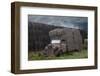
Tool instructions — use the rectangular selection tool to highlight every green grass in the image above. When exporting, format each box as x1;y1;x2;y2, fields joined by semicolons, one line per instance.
28;49;88;60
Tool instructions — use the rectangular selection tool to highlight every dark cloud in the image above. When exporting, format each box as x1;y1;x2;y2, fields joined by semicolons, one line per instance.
28;15;88;31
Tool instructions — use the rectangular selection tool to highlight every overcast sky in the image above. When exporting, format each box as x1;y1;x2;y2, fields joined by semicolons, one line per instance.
28;15;88;31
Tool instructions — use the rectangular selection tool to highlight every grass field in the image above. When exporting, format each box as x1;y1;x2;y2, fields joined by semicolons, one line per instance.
28;49;88;60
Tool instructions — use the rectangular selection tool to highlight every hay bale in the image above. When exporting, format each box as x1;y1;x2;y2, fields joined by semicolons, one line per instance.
62;28;75;51
72;29;82;51
49;28;65;40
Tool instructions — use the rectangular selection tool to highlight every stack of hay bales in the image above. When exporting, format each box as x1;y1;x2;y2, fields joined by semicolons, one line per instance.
43;27;83;57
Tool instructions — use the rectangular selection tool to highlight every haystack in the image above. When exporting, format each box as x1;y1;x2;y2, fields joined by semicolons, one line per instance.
49;28;82;52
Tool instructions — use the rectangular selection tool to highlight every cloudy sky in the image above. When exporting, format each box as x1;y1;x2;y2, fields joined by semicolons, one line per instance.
28;15;88;31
